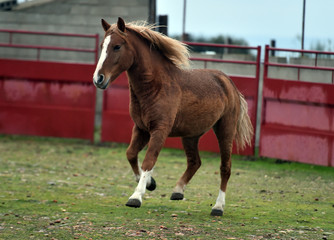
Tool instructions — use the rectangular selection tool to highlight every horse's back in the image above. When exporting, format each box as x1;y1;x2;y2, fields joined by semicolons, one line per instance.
179;69;239;107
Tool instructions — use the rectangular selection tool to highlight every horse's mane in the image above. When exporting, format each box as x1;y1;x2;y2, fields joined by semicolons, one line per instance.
117;21;190;69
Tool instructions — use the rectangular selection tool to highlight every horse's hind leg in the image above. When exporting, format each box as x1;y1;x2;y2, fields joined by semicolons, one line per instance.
171;136;201;200
211;116;236;216
126;126;156;191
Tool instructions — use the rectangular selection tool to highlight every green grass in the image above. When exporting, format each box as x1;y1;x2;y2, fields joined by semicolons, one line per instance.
0;134;333;239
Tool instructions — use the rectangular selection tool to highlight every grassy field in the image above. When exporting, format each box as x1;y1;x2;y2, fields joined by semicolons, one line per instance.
0;134;333;240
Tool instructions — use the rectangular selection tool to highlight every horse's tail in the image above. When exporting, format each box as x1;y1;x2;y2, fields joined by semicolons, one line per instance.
235;92;254;151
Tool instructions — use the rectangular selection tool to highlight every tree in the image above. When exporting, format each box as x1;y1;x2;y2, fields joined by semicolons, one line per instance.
172;34;250;55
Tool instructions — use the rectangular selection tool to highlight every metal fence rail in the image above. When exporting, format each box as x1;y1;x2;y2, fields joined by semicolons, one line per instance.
0;29;99;63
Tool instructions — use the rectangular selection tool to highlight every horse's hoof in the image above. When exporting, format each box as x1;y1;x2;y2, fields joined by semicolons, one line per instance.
210;209;223;216
125;199;141;208
146;177;156;191
170;192;184;200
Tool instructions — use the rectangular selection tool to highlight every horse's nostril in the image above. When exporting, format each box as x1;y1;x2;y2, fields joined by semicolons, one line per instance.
97;74;104;84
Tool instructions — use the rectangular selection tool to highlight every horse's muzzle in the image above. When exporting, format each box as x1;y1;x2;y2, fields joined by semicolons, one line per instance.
97;74;104;84
94;74;110;90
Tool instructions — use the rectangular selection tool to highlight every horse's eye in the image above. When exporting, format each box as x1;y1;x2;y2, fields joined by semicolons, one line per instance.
113;45;121;51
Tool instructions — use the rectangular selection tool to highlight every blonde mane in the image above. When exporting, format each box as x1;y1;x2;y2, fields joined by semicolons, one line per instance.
114;21;190;69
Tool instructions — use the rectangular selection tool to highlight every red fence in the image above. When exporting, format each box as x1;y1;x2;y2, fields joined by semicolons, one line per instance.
2;29;334;167
260;45;334;166
101;43;261;156
0;30;99;141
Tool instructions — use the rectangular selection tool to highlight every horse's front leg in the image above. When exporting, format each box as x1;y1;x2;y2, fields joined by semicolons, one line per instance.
126;126;150;179
126;126;156;189
126;129;168;208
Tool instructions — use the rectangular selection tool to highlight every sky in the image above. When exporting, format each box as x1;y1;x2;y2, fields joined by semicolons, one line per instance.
157;0;334;51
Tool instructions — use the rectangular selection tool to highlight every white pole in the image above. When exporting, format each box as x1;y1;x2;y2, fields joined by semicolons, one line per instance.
182;0;187;41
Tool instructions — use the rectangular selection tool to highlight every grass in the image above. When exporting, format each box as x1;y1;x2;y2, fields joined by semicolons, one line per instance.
0;134;333;239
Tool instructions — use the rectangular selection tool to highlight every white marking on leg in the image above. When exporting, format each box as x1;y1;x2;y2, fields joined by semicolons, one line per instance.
93;35;111;83
173;183;185;194
212;190;226;211
134;164;152;186
128;170;153;203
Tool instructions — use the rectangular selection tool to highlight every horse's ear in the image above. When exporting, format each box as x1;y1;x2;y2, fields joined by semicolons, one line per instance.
101;19;111;32
117;17;126;32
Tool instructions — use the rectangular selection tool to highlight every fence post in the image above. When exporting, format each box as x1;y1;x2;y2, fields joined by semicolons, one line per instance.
263;45;269;82
94;34;99;64
261;45;270;127
256;46;261;81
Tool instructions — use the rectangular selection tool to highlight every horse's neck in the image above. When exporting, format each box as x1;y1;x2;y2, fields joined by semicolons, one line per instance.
127;36;171;98
127;57;158;94
127;64;161;102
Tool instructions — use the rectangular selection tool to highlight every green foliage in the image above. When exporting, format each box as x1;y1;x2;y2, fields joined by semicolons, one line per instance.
310;39;333;52
0;135;333;239
173;34;250;55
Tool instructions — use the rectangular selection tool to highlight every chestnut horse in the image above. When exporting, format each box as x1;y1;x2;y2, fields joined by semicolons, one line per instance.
93;17;253;216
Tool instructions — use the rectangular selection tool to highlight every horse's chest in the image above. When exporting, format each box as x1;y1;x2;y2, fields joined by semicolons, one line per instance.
129;101;149;131
129;86;181;133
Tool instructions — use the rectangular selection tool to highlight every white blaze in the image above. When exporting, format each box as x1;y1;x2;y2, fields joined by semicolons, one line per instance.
93;35;111;83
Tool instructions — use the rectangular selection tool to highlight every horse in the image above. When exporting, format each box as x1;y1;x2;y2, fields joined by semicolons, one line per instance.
93;17;253;216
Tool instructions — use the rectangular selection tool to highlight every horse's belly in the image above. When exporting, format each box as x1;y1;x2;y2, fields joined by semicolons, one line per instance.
169;110;222;137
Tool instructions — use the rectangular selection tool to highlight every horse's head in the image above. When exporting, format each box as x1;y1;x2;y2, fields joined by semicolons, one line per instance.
93;17;134;90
